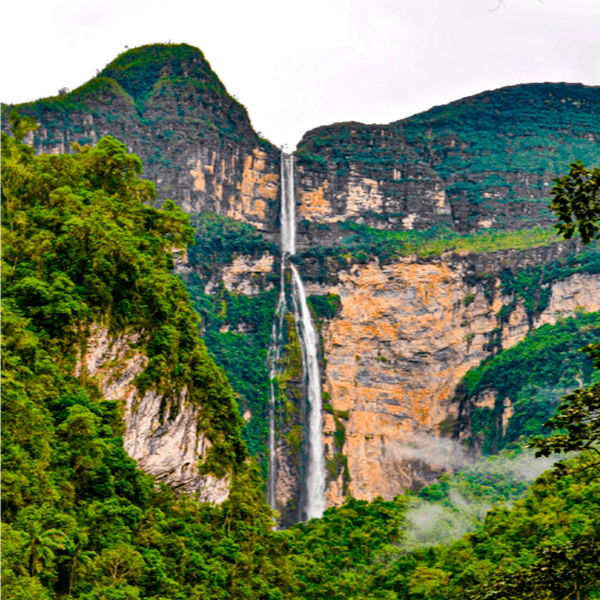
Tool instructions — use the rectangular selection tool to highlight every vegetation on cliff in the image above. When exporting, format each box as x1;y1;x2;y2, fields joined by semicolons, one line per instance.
1;44;257;145
1;117;292;599
294;223;559;276
181;212;280;467
462;311;600;454
296;83;600;234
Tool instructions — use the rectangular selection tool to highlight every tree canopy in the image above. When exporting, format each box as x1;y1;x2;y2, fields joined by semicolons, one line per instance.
1;113;291;599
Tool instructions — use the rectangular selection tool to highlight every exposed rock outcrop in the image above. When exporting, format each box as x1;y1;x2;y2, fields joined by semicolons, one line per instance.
204;252;276;296
1;44;281;237
76;325;229;503
294;83;600;248
300;242;600;503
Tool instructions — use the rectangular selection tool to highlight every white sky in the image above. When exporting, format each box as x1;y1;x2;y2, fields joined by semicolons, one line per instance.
1;0;599;148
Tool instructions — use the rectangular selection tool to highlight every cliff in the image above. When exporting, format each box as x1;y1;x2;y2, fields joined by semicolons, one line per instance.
294;83;600;249
298;242;600;502
1;44;281;235
76;325;230;502
5;43;599;517
4;47;599;250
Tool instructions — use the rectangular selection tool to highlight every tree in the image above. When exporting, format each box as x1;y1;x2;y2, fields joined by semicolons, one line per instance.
529;162;600;475
472;540;600;600
550;160;600;245
22;522;66;577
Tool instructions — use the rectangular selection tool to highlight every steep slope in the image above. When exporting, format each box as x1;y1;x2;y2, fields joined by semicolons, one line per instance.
455;311;600;455
298;240;600;502
295;83;600;248
4;43;599;514
1;44;280;235
1;124;292;598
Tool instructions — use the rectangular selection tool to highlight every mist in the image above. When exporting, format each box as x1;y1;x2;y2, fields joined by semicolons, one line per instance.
399;448;563;550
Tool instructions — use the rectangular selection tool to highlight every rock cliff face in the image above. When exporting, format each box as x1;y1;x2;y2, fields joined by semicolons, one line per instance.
7;43;599;516
294;83;600;249
1;44;281;236
76;325;229;503
299;242;600;503
5;50;599;249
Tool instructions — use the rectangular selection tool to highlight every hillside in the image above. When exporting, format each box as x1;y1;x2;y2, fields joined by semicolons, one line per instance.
294;83;600;247
0;44;281;236
2;41;600;599
1;117;294;598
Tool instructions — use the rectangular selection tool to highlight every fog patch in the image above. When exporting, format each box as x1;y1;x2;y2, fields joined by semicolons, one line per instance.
400;449;563;550
384;433;473;472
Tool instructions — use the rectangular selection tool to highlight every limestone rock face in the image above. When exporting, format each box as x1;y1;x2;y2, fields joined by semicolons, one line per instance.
76;326;229;503
204;253;276;296
294;83;600;248
300;243;600;503
2;44;281;237
534;272;600;327
185;147;279;233
295;146;450;251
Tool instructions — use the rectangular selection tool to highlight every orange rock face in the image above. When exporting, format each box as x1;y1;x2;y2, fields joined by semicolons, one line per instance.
304;256;600;504
228;149;278;226
185;147;279;232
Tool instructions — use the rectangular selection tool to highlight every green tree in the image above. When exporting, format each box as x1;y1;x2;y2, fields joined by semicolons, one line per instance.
2;112;294;600
530;162;600;475
22;521;66;576
472;540;600;600
550;160;600;245
65;531;96;595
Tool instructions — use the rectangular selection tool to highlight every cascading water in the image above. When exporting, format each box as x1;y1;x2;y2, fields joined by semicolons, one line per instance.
290;264;326;519
266;292;285;510
266;152;326;520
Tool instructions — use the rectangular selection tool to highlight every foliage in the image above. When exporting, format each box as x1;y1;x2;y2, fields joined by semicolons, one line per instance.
306;293;342;324
184;273;279;466
461;312;600;453
98;44;230;108
531;342;600;477
472;539;600;599
2;121;292;599
294;223;560;276
284;496;408;600
180;211;280;469
418;446;545;508
186;211;279;282
274;449;600;600
280;453;600;599
551;160;600;245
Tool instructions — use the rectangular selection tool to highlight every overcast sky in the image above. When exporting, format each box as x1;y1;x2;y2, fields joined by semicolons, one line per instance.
1;0;599;148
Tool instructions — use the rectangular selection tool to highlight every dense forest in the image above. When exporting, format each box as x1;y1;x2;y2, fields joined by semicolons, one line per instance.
3;108;600;600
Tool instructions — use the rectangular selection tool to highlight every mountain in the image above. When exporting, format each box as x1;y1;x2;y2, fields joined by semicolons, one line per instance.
3;43;600;521
294;82;600;248
3;42;600;599
1;44;281;235
1;127;290;598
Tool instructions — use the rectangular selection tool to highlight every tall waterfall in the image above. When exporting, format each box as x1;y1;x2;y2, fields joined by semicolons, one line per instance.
290;264;327;519
267;152;326;521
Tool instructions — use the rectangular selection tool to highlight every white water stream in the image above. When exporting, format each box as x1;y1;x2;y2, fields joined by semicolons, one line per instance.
267;152;326;520
290;264;327;519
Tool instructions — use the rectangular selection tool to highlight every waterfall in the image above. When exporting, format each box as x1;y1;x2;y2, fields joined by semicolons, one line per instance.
267;289;285;510
290;265;327;520
267;152;326;521
266;152;295;511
